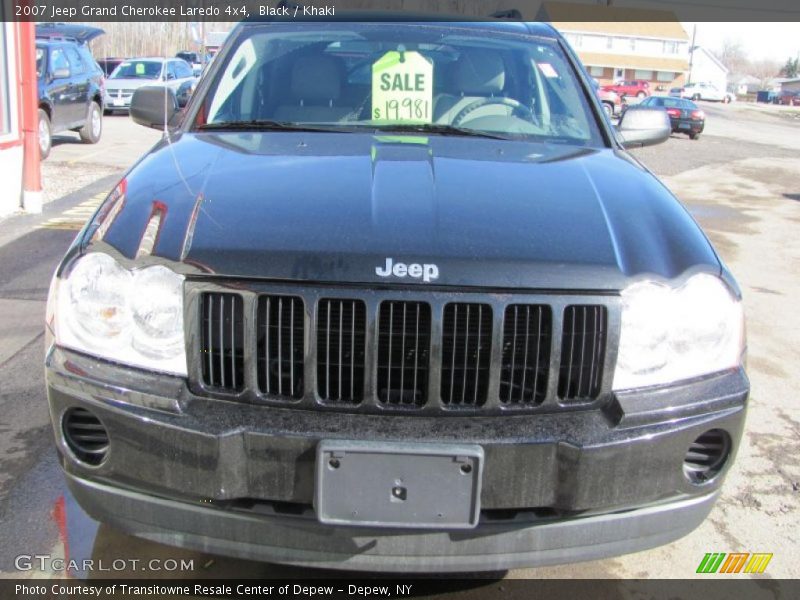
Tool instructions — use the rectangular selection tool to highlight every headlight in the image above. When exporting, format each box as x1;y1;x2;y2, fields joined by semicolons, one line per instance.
613;273;744;390
54;253;187;375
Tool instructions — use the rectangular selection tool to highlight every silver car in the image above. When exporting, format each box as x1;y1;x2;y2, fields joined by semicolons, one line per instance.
104;58;196;113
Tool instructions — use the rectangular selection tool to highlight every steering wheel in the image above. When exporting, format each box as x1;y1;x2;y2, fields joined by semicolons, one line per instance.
452;97;535;127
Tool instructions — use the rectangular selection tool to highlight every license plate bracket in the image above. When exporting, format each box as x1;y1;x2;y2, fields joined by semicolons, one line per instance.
315;440;483;529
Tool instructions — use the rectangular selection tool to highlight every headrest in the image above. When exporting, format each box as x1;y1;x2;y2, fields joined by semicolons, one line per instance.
290;56;341;102
453;51;506;95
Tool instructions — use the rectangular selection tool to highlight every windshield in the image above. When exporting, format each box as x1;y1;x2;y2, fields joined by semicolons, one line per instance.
196;23;603;145
110;60;163;80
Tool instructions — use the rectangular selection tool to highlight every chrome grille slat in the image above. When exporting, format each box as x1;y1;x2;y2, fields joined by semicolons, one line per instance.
200;292;244;391
218;295;225;388
377;301;430;406
558;305;607;402
500;304;551;405
441;302;492;407
278;297;283;396
317;299;366;403
256;295;304;399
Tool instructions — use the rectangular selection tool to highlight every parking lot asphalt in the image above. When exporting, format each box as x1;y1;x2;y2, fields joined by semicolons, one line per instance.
0;103;797;583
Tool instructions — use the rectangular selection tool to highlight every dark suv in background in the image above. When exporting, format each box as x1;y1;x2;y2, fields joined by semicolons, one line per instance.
36;24;105;159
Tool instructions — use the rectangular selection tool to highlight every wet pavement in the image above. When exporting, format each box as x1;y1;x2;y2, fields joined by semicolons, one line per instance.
1;103;798;582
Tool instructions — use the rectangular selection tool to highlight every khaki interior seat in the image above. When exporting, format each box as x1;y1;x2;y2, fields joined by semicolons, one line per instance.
274;56;354;123
433;51;510;124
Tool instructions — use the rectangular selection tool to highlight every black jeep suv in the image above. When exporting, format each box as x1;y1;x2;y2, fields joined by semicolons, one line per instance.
36;24;105;159
45;20;748;572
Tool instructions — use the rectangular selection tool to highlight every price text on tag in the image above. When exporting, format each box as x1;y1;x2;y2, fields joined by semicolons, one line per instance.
372;51;434;123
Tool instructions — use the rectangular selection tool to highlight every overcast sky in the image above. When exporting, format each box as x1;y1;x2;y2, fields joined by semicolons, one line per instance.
682;22;800;63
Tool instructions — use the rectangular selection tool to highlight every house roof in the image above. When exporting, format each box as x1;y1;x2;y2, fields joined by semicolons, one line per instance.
540;2;689;41
575;51;688;73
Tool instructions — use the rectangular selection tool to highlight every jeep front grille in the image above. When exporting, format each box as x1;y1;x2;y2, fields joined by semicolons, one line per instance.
192;285;615;414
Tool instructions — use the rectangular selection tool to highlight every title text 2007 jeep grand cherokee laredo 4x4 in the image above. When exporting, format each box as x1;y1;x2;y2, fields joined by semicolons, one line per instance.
45;20;748;572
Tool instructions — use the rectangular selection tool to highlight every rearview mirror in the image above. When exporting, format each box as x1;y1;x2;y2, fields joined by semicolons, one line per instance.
616;107;670;149
130;86;177;130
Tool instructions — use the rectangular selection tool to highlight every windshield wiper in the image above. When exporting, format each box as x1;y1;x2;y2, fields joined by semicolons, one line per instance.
364;123;512;140
197;120;512;140
197;120;354;133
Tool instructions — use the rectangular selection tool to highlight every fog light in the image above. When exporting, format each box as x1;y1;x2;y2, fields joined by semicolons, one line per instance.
62;407;109;466
684;429;730;484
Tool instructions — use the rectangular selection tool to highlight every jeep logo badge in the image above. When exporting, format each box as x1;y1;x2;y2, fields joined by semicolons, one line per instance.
375;258;439;283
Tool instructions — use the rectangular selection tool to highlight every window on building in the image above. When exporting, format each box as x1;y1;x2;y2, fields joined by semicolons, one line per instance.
567;33;583;48
656;71;675;82
634;70;653;80
589;66;605;77
663;41;679;54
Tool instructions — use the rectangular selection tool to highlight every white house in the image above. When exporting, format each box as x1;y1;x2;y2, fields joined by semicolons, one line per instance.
688;46;729;91
538;2;690;89
730;75;760;95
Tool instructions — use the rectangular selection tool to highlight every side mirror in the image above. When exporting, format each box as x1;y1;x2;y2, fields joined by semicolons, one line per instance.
130;86;177;130
616;107;670;149
52;67;70;80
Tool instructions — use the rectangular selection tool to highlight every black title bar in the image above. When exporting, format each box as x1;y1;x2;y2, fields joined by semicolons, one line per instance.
3;0;800;22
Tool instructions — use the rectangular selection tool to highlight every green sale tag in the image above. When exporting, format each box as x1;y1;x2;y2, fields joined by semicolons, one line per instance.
372;50;433;123
135;63;145;75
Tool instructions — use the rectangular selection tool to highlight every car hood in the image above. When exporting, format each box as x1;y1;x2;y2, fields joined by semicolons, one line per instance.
90;132;720;290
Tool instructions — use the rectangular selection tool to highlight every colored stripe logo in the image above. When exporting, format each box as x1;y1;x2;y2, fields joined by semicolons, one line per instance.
697;553;773;574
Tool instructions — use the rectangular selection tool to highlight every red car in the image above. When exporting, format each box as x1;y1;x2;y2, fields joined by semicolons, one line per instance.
597;88;622;117
601;79;650;99
775;90;800;106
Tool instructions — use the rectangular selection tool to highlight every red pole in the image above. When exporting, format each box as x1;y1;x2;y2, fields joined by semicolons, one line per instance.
19;21;42;213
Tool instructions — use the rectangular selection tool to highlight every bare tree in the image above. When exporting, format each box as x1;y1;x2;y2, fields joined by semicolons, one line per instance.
749;58;782;87
88;22;233;59
713;37;748;78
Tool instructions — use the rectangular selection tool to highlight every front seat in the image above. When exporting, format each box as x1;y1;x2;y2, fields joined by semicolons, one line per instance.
274;56;353;123
434;51;508;124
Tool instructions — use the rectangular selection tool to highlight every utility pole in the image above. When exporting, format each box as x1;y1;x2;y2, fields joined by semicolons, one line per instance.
687;24;697;85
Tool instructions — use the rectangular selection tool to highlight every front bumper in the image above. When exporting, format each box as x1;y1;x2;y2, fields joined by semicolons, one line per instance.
103;93;132;110
46;347;748;572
